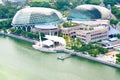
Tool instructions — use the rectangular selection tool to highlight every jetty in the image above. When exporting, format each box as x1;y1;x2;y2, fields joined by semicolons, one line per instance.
57;54;71;60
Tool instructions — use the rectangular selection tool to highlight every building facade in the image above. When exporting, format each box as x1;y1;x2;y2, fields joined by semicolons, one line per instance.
76;27;108;42
61;20;109;42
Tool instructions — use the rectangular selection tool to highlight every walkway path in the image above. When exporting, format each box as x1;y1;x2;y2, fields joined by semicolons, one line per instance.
64;49;120;69
1;31;120;69
0;31;37;43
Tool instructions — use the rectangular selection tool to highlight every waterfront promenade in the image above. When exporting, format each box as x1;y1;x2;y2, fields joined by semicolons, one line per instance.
1;31;120;69
0;31;37;43
64;49;120;68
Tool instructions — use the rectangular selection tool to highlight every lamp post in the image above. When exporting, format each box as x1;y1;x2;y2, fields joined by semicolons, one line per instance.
39;30;42;47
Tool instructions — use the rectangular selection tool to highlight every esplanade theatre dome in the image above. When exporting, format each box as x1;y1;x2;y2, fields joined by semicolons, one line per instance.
12;7;63;30
68;4;112;21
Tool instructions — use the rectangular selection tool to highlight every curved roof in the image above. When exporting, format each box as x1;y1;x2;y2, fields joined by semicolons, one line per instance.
45;35;66;46
12;7;63;26
42;40;54;46
68;4;111;21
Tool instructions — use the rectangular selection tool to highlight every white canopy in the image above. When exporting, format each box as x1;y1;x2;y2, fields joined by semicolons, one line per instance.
42;40;54;46
35;24;57;29
45;35;66;46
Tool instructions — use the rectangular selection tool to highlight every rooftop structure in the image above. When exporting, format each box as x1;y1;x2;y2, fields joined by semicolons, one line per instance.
101;38;120;49
68;4;112;21
12;7;63;34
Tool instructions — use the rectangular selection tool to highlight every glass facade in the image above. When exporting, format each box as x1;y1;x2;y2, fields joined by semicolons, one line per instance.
68;5;111;21
12;7;63;25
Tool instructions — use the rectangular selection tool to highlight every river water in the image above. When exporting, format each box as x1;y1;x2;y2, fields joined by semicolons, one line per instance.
0;36;120;80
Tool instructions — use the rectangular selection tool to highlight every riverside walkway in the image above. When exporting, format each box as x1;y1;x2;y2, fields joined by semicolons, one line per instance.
0;31;37;43
1;31;120;69
64;49;120;69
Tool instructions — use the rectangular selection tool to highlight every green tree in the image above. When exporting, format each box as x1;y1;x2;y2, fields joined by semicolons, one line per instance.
55;0;70;11
116;54;120;63
88;49;99;57
85;0;101;5
27;32;34;39
110;18;119;25
112;6;120;19
2;27;7;33
116;54;120;58
116;34;120;39
29;2;51;8
0;19;12;29
76;38;81;46
10;28;16;34
98;47;108;54
104;0;115;6
0;4;17;19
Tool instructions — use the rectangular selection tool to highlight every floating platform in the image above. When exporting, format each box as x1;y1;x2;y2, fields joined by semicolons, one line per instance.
57;54;71;60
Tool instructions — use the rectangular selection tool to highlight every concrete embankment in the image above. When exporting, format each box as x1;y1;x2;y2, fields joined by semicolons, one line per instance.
0;32;37;43
1;32;120;69
64;49;120;69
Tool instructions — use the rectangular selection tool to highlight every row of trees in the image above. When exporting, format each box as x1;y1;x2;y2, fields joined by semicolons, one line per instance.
10;28;45;40
28;0;80;11
61;34;108;57
0;19;12;29
29;0;107;11
0;4;18;19
71;42;108;57
85;0;101;5
28;2;51;8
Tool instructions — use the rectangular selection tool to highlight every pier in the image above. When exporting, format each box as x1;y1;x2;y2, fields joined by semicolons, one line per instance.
57;54;71;60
